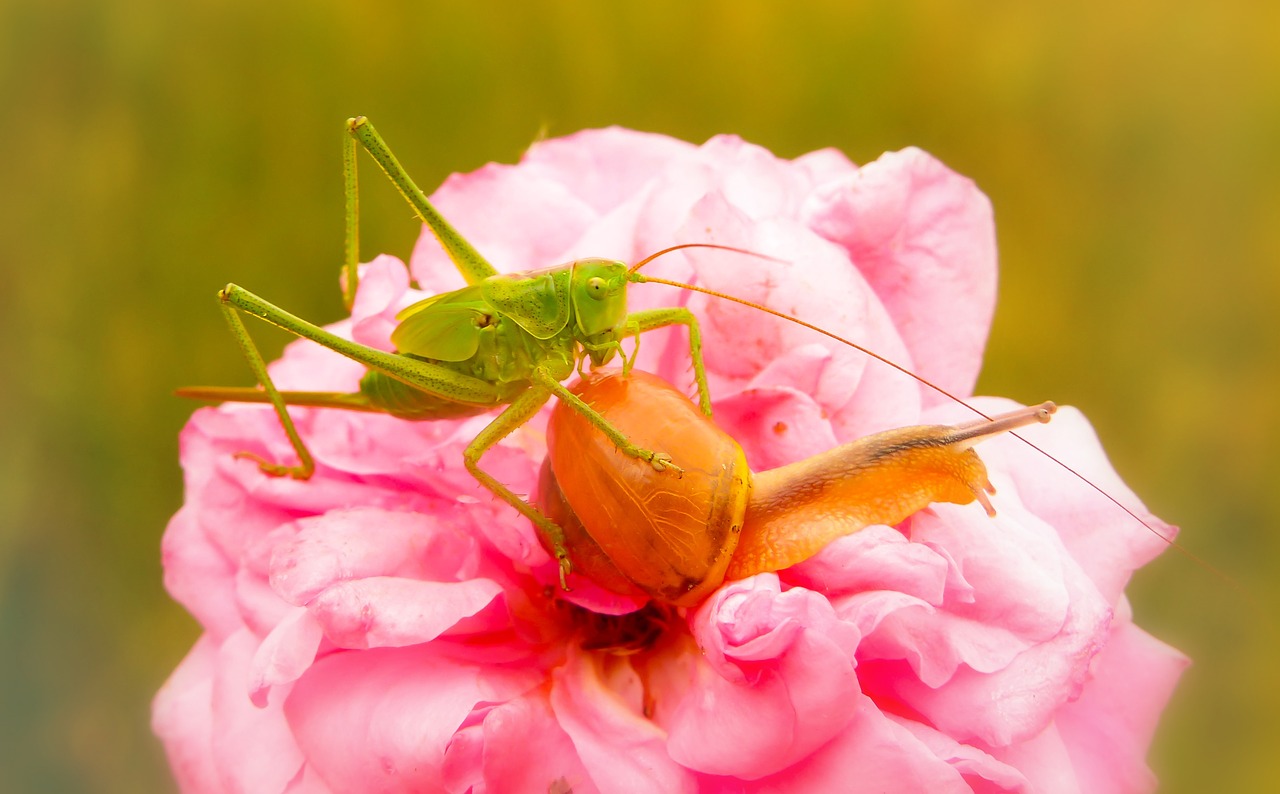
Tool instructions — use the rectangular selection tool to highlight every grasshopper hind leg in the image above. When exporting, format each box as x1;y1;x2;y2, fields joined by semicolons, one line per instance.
218;295;316;479
204;282;504;479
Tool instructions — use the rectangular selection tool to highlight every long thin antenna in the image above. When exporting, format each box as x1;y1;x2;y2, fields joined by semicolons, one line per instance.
627;243;784;275
632;271;1231;576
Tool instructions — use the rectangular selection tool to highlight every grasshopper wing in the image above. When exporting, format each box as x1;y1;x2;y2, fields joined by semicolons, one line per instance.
392;285;489;362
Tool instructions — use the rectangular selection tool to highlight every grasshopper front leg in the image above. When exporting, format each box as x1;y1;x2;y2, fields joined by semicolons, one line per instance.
534;369;684;476
626;307;712;416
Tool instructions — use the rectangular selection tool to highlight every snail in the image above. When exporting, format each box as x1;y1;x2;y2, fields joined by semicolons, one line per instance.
535;369;1055;607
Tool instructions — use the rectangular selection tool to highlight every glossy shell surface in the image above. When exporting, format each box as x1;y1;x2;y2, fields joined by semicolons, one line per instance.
539;370;749;606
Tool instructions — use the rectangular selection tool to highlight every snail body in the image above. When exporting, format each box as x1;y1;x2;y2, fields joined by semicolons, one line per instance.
537;370;1054;607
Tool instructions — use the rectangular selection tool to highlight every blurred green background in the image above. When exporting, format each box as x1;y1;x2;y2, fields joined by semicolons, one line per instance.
2;1;1277;791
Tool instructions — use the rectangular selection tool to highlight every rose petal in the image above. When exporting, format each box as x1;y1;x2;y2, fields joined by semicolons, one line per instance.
286;645;540;791
478;691;595;794
210;630;307;792
665;578;860;778
349;254;418;351
310;577;506;649
551;646;698;793
523;126;698;215
411;162;598;281
712;384;839;471
970;402;1179;606
889;715;1032;792
248;607;325;707
744;693;974;793
269;508;480;605
1051;610;1189;794
786;524;950;602
805;147;998;403
152;635;221;793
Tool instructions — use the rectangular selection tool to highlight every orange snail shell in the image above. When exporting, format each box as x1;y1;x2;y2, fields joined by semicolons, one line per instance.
537;370;750;607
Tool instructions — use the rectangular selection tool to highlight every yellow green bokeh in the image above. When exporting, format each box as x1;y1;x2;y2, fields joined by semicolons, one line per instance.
2;2;1277;791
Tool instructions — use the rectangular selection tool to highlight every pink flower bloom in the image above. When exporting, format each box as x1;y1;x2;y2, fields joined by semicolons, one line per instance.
155;129;1186;793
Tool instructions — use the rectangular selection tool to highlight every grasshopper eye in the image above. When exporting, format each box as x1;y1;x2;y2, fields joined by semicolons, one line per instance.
586;277;608;299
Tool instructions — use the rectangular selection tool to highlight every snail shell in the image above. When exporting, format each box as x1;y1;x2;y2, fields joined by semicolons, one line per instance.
538;369;749;607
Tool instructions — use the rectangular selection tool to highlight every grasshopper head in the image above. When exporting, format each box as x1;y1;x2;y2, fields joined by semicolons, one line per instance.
572;260;630;355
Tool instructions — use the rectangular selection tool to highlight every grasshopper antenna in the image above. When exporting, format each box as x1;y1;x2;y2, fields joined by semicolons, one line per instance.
632;265;1259;604
627;243;785;275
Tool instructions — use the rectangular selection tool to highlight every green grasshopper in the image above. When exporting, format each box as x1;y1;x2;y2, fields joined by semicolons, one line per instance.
179;117;750;584
182;117;1194;596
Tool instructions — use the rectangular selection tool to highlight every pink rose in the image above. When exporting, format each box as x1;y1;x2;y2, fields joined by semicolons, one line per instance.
155;128;1186;792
